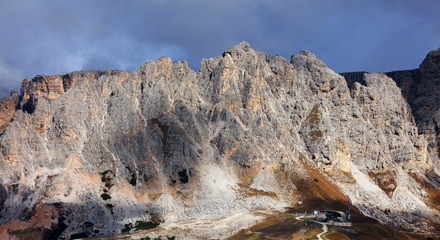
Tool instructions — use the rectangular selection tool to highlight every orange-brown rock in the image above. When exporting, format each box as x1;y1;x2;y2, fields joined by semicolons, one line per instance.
0;42;438;239
18;70;127;115
0;91;19;133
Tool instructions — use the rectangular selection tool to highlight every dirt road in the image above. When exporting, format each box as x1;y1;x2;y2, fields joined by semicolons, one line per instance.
295;215;328;240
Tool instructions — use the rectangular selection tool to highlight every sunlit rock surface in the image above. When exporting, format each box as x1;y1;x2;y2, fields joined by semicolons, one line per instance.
0;42;439;239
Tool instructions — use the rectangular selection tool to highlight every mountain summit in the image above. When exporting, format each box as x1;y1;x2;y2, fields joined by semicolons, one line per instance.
0;42;439;239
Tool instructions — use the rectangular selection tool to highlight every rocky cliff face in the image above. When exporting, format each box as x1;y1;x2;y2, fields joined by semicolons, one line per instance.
0;42;439;239
391;49;440;175
343;48;440;175
0;91;20;133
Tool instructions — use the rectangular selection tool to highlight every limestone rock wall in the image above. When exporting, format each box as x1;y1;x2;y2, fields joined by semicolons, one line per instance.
344;48;440;173
407;49;440;173
0;91;19;133
0;42;438;238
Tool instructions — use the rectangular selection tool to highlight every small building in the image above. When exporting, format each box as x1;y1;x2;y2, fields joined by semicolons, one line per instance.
314;210;347;222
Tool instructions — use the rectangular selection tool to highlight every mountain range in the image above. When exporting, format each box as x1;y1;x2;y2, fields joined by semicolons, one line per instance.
0;42;439;239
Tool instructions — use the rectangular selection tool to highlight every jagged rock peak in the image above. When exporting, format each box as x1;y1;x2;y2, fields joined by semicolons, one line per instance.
420;47;440;74
220;41;262;65
223;41;252;55
290;49;327;69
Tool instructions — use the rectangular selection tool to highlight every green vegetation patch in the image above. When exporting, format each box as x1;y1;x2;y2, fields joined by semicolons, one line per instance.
241;233;260;240
122;223;133;233
140;237;175;240
70;232;89;239
135;220;160;231
101;170;114;182
122;221;160;234
101;193;111;201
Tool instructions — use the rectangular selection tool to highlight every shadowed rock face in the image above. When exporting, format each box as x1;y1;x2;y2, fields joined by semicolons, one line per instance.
343;48;440;173
0;42;439;239
0;91;20;133
408;49;440;170
0;183;6;213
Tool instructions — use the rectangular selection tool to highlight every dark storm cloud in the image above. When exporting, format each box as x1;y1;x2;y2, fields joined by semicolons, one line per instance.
0;0;439;98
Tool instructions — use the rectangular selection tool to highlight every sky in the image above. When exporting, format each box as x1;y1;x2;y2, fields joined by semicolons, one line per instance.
0;0;439;98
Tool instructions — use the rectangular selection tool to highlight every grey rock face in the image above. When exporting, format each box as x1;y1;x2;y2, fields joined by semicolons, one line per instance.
349;73;422;168
0;42;438;238
0;91;20;133
344;49;440;173
410;49;440;171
